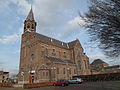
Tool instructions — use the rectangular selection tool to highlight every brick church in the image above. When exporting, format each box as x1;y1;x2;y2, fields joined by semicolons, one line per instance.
18;7;91;84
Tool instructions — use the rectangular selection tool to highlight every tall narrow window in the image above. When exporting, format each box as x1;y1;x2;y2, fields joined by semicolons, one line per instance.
63;52;66;58
27;24;30;28
53;49;55;52
84;60;88;69
69;68;71;74
78;61;81;69
41;46;45;57
74;68;77;74
57;68;59;74
31;54;35;60
63;68;66;74
52;49;56;56
46;72;48;77
43;72;45;77
32;24;34;29
24;25;26;29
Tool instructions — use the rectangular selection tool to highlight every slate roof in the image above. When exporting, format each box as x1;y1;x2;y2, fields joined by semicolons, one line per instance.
46;56;64;63
91;59;108;65
26;7;34;21
46;56;76;65
103;65;120;70
35;33;78;49
64;60;76;64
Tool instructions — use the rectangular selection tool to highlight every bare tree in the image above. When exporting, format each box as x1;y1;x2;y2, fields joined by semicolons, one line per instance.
81;0;120;58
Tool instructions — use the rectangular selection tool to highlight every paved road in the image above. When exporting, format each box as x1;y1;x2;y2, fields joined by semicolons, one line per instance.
1;81;120;90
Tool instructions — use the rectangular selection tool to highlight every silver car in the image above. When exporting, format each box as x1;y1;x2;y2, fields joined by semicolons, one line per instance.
68;78;83;84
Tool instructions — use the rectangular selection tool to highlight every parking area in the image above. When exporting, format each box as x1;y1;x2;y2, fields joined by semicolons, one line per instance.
0;81;120;90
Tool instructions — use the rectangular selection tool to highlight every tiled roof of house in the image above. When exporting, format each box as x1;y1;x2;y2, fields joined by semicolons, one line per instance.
103;65;120;70
91;59;108;65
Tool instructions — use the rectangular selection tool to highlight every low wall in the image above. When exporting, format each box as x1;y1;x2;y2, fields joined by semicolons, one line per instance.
12;84;23;88
0;83;13;87
24;82;53;89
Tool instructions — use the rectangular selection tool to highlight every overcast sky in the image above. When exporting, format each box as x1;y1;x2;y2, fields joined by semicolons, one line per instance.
0;0;119;75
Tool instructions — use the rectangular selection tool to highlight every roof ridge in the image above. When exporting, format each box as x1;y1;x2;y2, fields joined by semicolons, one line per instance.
68;39;78;44
35;33;80;49
36;33;66;43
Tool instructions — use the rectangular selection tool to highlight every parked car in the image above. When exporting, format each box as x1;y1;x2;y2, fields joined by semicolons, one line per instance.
68;78;83;84
53;80;69;86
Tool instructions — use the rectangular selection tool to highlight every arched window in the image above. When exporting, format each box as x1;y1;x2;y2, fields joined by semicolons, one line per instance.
78;61;81;69
53;49;55;52
52;49;56;56
27;24;30;28
41;46;45;57
43;72;45;77
63;52;66;58
74;68;77;74
31;54;35;60
57;68;59;74
69;68;71;74
32;24;34;29
63;68;66;74
46;72;48;77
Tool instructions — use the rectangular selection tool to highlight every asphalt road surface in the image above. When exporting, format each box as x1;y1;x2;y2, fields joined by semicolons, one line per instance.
1;81;120;90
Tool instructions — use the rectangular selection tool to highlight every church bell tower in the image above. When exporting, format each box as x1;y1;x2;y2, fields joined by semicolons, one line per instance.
24;7;37;33
18;7;37;84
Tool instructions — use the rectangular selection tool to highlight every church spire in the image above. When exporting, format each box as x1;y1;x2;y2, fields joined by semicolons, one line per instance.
26;6;34;21
24;6;37;33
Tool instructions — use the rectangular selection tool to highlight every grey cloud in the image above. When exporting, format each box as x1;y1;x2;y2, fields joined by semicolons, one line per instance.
31;0;79;36
7;0;88;40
